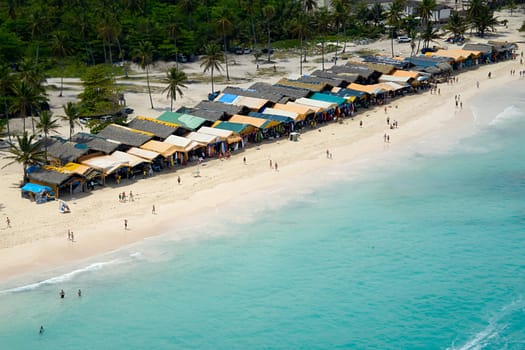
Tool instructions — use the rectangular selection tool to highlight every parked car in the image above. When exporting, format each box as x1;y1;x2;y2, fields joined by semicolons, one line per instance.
397;36;411;43
243;48;252;54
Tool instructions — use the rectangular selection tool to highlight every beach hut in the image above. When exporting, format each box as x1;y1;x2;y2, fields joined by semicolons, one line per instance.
185;131;222;157
46;162;102;190
164;134;204;164
276;78;328;93
310;92;354;119
248;112;294;135
71;132;121;155
194;100;250;120
97;124;154;149
228;114;281;142
296;75;345;89
111;150;152;177
293;97;339;124
26;168;84;199
80;154;130;184
310;70;358;86
249;82;310;101
127;147;163;171
261;107;302;130
21;183;53;203
215;93;269;112
270;103;312;122
45;138;91;166
157;112;207;131
212;121;255;140
429;49;481;69
222;86;286;104
198;126;243;152
127;116;182;139
331;87;370;108
140;140;179;168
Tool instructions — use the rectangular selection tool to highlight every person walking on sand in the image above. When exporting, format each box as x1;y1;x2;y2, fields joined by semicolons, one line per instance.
387;135;390;143
326;150;330;158
70;231;74;242
6;217;10;228
476;81;480;88
177;175;181;185
275;163;278;171
386;117;390;125
152;205;156;215
460;101;463;109
124;219;128;230
269;159;273;169
360;120;363;128
243;156;246;164
129;191;134;201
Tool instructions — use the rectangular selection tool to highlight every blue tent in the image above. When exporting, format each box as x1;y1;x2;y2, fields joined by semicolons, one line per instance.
21;183;52;194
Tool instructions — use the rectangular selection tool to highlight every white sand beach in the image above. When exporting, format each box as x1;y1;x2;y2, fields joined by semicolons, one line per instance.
0;10;523;281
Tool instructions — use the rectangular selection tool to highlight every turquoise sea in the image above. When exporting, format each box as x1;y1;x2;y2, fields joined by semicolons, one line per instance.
1;80;524;349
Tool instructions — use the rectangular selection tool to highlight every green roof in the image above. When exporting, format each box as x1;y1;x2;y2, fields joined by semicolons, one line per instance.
214;121;251;133
157;112;206;131
310;92;347;106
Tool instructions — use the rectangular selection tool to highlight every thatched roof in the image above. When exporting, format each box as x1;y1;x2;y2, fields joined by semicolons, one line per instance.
97;124;153;147
127;117;179;139
181;108;226;122
311;70;359;85
296;75;344;88
194;100;249;117
45;138;90;164
71;132;121;154
462;43;494;54
362;56;409;69
27;168;77;187
276;78;328;92
222;86;283;103
249;82;310;100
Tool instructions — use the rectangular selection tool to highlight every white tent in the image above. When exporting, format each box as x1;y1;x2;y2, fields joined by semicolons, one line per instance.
127;147;161;161
294;97;337;110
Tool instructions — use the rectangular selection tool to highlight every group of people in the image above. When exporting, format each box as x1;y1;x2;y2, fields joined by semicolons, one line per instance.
119;191;134;202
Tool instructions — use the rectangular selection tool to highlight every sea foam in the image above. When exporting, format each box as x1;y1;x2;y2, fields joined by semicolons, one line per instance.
0;252;141;294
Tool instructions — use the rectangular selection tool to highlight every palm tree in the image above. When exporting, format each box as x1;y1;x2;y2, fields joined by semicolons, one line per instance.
97;17;121;76
315;7;331;71
386;0;407;57
416;0;437;54
370;3;385;27
444;11;468;42
331;0;350;57
166;14;180;68
215;7;232;81
421;22;441;48
61;102;81;140
200;43;224;94
134;41;155;109
2;131;46;183
11;80;46;133
51;31;72;97
289;15;310;75
36;110;60;161
304;0;317;13
162;67;187;112
262;5;276;62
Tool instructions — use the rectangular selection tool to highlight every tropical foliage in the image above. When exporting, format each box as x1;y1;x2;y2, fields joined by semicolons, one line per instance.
2;132;46;182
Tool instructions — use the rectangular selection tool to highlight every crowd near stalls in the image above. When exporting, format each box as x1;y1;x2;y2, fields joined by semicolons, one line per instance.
20;44;518;203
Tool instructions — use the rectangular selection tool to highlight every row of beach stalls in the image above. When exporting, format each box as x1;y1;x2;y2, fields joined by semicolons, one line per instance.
25;42;518;200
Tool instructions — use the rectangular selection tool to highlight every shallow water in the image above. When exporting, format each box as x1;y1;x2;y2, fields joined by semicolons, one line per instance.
1;81;524;349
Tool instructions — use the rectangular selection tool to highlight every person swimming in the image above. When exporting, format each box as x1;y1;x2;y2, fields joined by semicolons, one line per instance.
39;326;44;334
60;289;65;299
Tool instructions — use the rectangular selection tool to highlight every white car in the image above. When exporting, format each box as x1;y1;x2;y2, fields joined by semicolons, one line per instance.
397;36;411;43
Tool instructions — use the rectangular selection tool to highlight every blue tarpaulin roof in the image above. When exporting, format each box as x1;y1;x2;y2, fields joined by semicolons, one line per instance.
21;183;52;193
217;93;238;103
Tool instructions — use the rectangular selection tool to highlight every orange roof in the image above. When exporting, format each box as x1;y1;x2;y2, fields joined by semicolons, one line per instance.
431;49;482;61
229;115;280;129
273;103;315;117
392;70;419;79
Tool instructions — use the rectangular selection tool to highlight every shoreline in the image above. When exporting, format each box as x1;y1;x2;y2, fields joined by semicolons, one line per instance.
0;58;521;285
